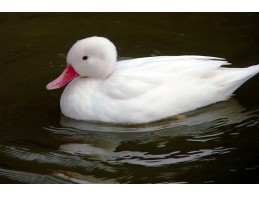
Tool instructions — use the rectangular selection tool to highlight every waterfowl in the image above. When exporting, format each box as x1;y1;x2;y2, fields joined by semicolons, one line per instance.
47;36;259;124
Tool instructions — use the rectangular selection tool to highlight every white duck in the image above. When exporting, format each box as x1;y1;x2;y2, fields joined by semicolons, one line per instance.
47;36;259;124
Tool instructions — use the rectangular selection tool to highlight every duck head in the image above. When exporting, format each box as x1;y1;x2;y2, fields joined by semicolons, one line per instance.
46;36;117;90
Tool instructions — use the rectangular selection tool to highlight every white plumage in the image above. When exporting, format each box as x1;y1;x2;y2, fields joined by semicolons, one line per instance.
47;36;259;124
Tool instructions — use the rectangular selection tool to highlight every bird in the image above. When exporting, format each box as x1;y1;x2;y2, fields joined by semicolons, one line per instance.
46;36;259;124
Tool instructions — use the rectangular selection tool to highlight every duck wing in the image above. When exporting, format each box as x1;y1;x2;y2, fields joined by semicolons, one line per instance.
102;56;229;100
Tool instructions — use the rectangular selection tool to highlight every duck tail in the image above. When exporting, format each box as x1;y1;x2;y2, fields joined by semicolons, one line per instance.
228;64;259;87
247;64;259;75
211;64;259;101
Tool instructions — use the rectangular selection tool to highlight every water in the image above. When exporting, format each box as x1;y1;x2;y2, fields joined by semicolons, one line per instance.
0;13;258;183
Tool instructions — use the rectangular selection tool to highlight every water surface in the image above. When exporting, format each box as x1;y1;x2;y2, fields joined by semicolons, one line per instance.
0;13;258;183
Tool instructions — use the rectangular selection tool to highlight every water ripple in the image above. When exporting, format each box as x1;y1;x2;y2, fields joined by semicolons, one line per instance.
1;98;258;183
0;168;72;183
111;147;233;167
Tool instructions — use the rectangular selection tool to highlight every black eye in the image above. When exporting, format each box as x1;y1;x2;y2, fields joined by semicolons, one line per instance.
82;56;88;60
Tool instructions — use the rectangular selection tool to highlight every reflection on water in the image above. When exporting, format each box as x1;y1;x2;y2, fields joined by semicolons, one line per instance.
57;99;256;167
0;13;259;183
1;98;258;183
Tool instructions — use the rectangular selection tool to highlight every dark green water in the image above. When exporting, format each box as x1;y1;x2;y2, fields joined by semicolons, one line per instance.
0;13;258;183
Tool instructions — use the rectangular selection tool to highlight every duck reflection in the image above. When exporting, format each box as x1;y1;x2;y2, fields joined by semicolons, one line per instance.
43;98;258;183
57;98;256;157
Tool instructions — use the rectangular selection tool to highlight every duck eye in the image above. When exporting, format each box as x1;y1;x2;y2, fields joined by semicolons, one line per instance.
82;56;88;60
